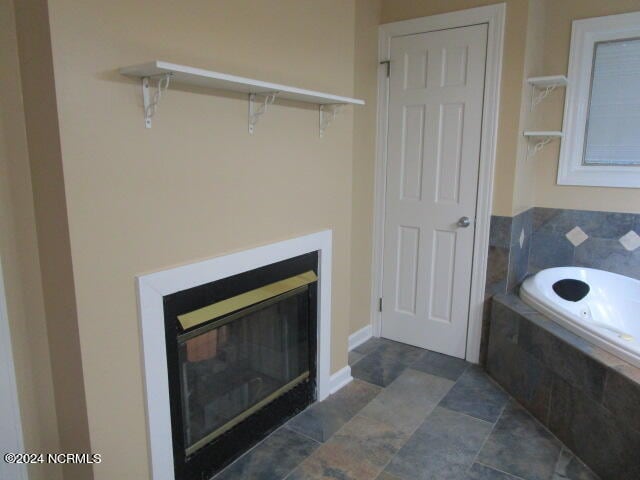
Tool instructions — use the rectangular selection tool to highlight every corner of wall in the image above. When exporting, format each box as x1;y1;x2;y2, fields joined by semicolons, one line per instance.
350;0;382;336
511;0;546;216
13;1;93;478
0;1;62;478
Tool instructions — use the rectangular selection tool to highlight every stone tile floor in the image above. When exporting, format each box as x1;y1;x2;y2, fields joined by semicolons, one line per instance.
214;338;599;480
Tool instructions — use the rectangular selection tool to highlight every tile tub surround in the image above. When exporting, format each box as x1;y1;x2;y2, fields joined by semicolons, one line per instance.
487;294;640;479
487;208;533;296
483;206;640;364
530;208;640;278
214;337;598;480
486;207;640;296
482;209;532;364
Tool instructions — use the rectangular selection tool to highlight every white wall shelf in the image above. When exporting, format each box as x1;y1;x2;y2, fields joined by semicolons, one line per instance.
527;75;568;88
120;60;364;133
523;131;563;157
527;74;568;109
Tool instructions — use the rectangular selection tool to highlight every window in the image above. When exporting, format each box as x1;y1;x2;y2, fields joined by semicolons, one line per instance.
558;12;640;187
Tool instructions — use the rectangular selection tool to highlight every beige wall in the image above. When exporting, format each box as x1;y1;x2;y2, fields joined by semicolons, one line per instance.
511;0;545;214
350;0;382;334
39;0;369;477
0;1;62;479
533;0;640;214
381;0;530;216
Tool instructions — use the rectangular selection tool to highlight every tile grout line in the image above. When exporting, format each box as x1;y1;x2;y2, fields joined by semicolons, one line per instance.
480;368;601;479
434;404;496;427
551;446;567;480
361;385;456;479
282;423;323;446
321;347;462;480
502;395;601;479
283;372;386;478
465;399;508;475
210;423;295;479
382;394;457;475
473;460;528;480
220;338;599;480
370;366;467;479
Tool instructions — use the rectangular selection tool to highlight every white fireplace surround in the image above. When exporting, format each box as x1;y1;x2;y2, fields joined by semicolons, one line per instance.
136;230;336;480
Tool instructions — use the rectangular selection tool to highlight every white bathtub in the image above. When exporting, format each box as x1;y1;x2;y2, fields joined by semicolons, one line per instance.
520;267;640;368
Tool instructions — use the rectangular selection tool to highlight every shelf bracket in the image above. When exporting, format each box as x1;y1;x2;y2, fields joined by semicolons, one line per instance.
142;73;172;128
319;104;343;138
248;92;278;134
531;85;557;110
527;136;554;157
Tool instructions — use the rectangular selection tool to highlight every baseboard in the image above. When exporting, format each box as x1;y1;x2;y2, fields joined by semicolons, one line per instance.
348;324;373;351
329;365;352;395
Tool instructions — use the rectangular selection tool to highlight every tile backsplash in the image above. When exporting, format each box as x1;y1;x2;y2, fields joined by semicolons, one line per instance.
481;206;640;365
530;208;640;280
487;207;640;298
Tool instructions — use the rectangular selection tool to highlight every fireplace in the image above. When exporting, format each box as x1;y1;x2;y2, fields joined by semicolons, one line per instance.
136;231;333;480
162;252;318;479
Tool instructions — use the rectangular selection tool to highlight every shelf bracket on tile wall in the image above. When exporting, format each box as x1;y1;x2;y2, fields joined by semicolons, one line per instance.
142;73;172;128
319;104;343;138
248;92;278;135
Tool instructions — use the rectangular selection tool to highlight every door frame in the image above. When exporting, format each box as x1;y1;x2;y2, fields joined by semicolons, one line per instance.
0;259;28;480
371;3;505;363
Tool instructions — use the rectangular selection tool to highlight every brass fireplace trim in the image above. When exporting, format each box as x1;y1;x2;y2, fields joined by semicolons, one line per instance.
185;371;310;456
177;270;318;330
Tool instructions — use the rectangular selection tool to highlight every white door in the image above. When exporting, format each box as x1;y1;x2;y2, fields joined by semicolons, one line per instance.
381;24;487;358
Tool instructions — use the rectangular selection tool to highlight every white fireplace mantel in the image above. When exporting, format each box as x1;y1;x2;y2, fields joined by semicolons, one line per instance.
136;230;334;480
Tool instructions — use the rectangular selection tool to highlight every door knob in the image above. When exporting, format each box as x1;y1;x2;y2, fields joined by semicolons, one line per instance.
457;216;471;228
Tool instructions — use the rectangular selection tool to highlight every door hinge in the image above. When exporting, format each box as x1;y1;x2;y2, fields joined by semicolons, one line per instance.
378;297;383;312
380;60;390;78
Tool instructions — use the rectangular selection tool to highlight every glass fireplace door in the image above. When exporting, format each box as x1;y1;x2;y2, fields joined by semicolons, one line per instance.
177;287;311;455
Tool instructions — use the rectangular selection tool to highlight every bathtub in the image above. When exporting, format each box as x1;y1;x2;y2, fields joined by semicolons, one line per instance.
520;267;640;368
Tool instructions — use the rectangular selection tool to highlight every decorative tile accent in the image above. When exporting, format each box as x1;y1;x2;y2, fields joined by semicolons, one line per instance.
528;207;640;280
619;230;640;252
510;209;533;247
507;233;530;291
565;226;588;247
574;238;640;280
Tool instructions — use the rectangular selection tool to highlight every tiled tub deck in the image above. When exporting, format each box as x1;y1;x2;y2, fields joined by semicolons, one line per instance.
214;337;598;479
487;294;640;479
